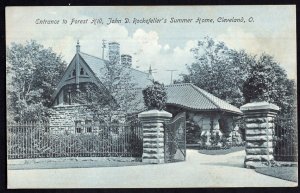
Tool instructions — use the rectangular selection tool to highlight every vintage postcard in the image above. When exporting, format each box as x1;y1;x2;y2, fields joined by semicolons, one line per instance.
6;5;297;188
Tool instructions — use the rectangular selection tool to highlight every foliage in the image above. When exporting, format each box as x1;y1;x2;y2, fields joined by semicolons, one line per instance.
242;54;297;160
180;36;253;107
67;82;110;105
243;53;291;105
6;40;66;122
8;122;143;159
127;132;143;157
198;146;245;153
165;130;179;160
86;49;140;123
179;36;296;152
209;131;222;147
273;117;298;161
179;37;296;112
186;120;201;144
142;81;167;110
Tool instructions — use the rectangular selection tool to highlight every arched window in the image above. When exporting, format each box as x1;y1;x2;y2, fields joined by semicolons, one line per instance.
72;69;76;76
80;68;84;75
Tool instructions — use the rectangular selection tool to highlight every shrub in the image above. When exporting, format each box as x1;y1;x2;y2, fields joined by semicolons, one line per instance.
142;81;167;110
186;120;201;144
8;122;143;159
210;131;222;146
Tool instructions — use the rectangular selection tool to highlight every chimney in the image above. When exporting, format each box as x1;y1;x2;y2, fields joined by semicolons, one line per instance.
121;54;132;67
108;41;120;63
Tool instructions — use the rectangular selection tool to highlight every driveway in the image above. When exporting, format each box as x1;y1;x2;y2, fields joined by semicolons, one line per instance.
7;150;297;188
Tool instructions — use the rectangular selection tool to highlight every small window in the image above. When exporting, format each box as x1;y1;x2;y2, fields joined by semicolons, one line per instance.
72;69;76;76
75;121;82;133
85;120;92;133
80;68;84;75
86;127;92;133
76;127;81;133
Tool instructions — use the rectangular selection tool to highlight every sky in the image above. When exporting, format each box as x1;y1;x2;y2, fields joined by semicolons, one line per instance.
6;6;296;84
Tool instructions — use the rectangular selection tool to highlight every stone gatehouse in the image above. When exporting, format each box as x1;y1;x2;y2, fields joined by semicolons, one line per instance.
50;41;243;145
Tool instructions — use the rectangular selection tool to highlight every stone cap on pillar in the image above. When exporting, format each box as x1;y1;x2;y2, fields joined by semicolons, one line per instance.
240;101;280;116
138;109;172;123
138;109;172;118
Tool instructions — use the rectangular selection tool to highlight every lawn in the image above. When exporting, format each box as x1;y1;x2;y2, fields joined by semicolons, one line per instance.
197;146;245;155
255;167;298;182
8;157;145;170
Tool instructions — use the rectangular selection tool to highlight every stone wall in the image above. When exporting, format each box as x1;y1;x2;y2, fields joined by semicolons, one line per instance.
49;105;93;134
49;104;125;134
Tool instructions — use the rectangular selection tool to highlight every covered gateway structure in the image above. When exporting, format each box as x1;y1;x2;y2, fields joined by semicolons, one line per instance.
165;83;243;146
132;83;243;146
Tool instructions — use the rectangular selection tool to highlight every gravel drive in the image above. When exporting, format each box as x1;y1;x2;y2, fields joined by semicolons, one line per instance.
7;149;298;188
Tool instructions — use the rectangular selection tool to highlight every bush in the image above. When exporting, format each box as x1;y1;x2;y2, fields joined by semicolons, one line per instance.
142;81;167;110
186;120;201;144
8;122;143;159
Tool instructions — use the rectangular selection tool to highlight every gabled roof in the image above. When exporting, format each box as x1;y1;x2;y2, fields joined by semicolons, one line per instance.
165;83;242;115
129;83;242;115
79;52;153;88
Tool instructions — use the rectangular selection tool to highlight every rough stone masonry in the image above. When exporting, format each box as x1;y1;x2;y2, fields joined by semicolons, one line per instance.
138;110;172;164
240;101;280;168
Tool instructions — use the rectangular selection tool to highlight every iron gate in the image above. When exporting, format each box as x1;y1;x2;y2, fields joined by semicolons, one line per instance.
164;112;186;163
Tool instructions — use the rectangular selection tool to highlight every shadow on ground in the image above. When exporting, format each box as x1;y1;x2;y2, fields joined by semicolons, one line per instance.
200;161;244;168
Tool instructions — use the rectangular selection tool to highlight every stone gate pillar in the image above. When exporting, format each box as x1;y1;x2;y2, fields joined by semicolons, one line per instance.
138;109;172;164
240;101;280;168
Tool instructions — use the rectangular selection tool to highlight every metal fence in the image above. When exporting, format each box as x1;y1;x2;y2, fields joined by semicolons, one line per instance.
7;121;143;159
273;117;298;161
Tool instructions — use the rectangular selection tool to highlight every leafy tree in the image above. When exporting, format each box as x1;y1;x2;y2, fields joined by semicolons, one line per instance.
180;36;253;107
84;48;140;124
180;37;296;154
242;53;296;115
6;40;66;122
243;54;287;103
242;54;297;159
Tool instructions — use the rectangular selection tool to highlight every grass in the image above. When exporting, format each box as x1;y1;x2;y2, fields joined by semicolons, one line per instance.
255;167;298;182
196;146;245;155
8;158;146;170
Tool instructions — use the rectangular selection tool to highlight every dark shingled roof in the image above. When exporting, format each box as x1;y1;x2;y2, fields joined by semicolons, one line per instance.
130;83;242;115
79;52;153;88
165;83;242;115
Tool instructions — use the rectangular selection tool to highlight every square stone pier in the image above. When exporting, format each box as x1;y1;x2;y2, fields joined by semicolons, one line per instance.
240;101;280;168
138;110;172;164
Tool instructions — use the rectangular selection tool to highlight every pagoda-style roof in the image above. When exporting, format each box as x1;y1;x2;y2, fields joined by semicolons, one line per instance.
165;83;242;115
129;83;242;115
